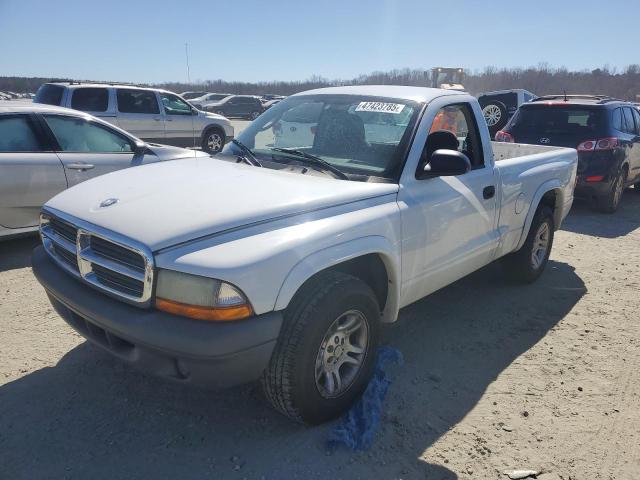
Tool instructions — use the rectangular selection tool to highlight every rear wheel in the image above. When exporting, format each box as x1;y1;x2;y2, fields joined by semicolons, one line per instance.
262;271;380;424
249;110;261;120
201;128;225;154
502;205;554;283
596;167;626;213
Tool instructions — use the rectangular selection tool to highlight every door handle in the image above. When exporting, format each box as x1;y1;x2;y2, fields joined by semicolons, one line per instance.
66;163;95;171
483;185;495;199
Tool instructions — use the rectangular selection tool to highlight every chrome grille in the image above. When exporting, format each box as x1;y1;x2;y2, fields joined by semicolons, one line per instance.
40;208;154;307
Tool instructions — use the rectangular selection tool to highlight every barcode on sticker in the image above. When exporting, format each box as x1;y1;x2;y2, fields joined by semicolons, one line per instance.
355;102;405;114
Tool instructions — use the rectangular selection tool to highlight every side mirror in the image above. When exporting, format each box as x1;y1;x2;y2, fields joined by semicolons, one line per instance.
421;149;471;178
133;142;148;156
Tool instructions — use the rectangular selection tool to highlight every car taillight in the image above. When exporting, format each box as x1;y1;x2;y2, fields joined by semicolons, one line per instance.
495;130;514;142
578;137;618;151
595;137;618;150
577;140;596;151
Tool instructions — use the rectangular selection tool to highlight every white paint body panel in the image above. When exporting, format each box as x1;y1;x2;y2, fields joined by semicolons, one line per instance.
43;87;577;322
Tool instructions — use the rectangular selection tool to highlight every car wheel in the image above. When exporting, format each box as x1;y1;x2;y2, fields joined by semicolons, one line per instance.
596;167;626;213
502;205;554;284
480;101;509;134
249;111;261;120
201;128;225;154
262;271;380;424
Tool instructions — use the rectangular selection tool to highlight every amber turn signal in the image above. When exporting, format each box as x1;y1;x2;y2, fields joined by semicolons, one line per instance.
156;297;253;322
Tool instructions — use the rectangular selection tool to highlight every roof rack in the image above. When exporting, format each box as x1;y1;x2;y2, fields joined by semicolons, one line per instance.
531;94;622;104
61;80;150;87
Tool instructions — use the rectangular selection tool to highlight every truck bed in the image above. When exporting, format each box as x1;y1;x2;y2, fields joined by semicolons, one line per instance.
491;141;572;161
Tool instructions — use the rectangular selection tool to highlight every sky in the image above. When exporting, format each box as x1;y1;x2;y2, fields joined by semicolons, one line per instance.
0;0;638;84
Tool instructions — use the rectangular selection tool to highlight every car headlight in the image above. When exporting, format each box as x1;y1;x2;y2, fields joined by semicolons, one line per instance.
155;269;253;321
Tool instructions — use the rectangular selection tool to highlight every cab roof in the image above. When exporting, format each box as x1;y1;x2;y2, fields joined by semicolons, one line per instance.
292;85;465;103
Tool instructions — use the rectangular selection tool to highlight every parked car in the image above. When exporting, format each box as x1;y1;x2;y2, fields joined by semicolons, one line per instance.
180;91;209;100
496;95;640;212
204;95;264;119
34;83;233;153
261;98;283;110
190;93;233;110
0;102;209;239
32;85;577;424
477;89;537;137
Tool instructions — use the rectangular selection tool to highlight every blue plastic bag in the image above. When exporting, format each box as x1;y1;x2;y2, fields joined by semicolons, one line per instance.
327;345;403;451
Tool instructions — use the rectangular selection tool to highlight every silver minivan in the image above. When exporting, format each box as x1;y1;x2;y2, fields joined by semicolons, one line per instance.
34;83;234;153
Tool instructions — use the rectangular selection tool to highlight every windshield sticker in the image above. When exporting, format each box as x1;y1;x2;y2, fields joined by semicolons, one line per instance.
355;102;405;114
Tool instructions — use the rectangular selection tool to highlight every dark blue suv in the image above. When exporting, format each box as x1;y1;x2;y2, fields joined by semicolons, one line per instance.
496;95;640;213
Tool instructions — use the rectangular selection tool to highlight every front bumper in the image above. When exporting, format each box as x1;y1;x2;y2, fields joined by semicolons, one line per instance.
32;246;282;388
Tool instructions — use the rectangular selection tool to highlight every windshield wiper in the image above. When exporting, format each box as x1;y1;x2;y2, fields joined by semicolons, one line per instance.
270;147;348;180
231;139;262;167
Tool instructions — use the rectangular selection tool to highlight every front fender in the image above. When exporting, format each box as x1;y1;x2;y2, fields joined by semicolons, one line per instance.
274;235;401;323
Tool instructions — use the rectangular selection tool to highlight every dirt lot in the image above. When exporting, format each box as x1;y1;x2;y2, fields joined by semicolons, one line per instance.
1;193;639;480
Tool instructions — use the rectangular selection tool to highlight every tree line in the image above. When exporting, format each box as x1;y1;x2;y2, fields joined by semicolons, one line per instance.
2;65;639;100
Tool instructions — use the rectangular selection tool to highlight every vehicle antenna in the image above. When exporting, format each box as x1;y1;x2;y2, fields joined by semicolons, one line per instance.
564;90;567;102
185;43;191;85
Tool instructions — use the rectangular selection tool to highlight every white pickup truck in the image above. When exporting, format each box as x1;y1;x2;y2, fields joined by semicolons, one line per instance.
32;86;577;424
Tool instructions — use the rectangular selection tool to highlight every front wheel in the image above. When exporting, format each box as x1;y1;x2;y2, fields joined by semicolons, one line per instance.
249;110;261;120
502;205;555;283
262;271;380;424
201;128;225;154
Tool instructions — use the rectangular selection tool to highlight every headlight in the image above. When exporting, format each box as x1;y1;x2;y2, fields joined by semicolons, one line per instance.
155;269;253;322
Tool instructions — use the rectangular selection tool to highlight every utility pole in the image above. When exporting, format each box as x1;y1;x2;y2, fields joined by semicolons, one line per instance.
185;43;191;85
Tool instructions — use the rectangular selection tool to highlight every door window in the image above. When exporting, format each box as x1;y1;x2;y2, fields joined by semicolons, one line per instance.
116;89;160;114
612;108;624;131
34;84;64;106
160;92;192;115
71;88;109;112
426;103;484;169
623;107;638;134
632;109;640;135
0;115;44;152
44;115;133;153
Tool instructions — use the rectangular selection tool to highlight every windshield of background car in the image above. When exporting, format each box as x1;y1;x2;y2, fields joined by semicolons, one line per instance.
226;94;420;179
506;105;606;137
34;84;64;106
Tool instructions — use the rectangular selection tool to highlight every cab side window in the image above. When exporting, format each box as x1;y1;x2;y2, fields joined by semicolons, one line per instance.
160;92;192;116
423;103;484;171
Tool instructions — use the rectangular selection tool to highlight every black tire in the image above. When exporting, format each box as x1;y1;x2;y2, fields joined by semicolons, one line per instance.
480;100;509;135
248;110;261;120
596;167;626;213
201;127;225;154
262;271;380;424
502;205;554;284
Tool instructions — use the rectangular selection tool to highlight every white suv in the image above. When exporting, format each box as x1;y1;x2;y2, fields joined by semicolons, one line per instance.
34;83;233;153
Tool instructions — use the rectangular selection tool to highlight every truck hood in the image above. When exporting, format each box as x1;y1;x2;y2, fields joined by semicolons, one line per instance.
45;157;399;251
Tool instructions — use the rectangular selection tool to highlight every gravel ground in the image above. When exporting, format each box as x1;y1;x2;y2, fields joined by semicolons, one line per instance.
1;192;639;480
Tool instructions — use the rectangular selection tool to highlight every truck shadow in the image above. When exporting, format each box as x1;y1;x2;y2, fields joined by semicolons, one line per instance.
0;235;39;273
561;190;640;238
0;260;585;480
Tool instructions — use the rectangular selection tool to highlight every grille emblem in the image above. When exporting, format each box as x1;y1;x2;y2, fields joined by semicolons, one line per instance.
99;198;119;208
539;138;550;144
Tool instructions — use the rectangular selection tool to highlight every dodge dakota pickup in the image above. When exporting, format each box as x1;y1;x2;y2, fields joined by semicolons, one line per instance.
32;86;578;424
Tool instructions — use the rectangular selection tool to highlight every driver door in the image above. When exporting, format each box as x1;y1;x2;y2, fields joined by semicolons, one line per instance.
398;100;499;306
159;92;197;148
41;114;138;187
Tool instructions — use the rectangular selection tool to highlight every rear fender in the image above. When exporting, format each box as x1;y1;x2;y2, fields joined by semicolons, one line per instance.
515;180;564;251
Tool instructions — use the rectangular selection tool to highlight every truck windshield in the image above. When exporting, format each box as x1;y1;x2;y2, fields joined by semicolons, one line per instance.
225;94;421;180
